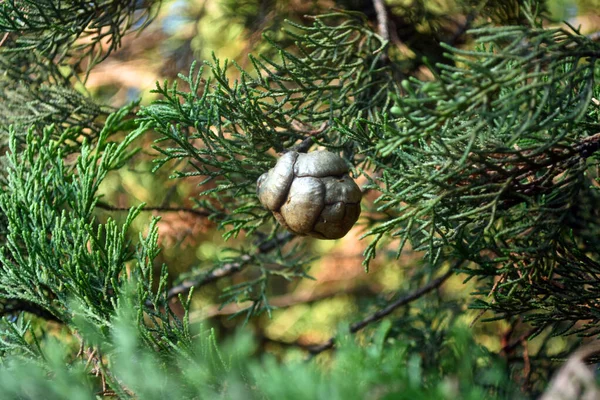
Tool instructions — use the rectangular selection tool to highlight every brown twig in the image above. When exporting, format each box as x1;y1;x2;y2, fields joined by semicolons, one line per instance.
292;136;317;153
193;284;378;319
288;121;328;153
1;299;62;323
575;132;600;158
258;335;315;350
307;261;461;355
95;201;211;218
167;256;251;300
540;341;600;400
0;32;9;48
453;132;600;202
521;337;531;390
501;326;541;355
446;11;476;46
372;0;390;42
166;232;293;301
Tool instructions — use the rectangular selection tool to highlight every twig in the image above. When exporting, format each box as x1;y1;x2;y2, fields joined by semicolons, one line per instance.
575;132;600;158
258;335;315;350
307;262;461;355
288;121;328;153
192;284;377;319
521;337;531;390
501;326;540;354
166;232;293;301
290;120;328;135
167;256;250;300
372;0;389;42
256;232;293;253
96;201;211;218
446;11;476;46
0;33;9;48
291;136;316;153
459;132;600;200
1;299;62;323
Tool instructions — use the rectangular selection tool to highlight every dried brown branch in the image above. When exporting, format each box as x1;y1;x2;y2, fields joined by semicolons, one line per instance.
193;284;378;319
501;326;541;355
166;232;293;301
307;261;461;355
95;201;211;218
372;0;389;42
453;132;600;203
0;299;62;323
167;256;250;300
0;32;9;48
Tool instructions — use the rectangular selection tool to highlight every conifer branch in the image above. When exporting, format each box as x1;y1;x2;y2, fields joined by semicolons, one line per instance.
501;326;541;355
142;12;392;240
1;3;579;398
0;0;161;78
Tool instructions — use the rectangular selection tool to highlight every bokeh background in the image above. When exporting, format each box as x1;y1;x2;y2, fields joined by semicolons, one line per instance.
91;0;600;370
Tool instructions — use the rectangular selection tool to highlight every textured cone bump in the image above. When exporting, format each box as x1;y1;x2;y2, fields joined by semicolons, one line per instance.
257;151;362;239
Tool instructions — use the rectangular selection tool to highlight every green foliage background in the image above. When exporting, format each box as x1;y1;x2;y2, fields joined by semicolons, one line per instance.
0;0;600;398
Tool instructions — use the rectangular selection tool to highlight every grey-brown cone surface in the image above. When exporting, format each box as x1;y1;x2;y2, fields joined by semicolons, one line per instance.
257;151;361;239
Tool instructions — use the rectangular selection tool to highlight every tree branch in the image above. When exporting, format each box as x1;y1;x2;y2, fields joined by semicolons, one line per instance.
307;261;461;355
287;121;328;153
0;33;9;48
95;201;211;218
167;256;250;300
166;232;293;301
0;299;62;323
193;284;378;319
372;0;389;42
446;11;476;46
501;326;541;355
575;132;600;158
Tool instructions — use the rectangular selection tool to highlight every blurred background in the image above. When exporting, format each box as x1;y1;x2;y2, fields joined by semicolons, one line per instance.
92;0;600;373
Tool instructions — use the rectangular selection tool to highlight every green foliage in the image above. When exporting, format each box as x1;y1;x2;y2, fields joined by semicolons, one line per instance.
141;3;600;336
2;0;600;398
0;0;158;147
252;322;520;400
0;0;160;81
140;12;398;318
0;82;110;141
0;105;192;350
0;107;199;396
140;0;600;365
0;306;523;399
356;22;600;334
141;0;600;388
